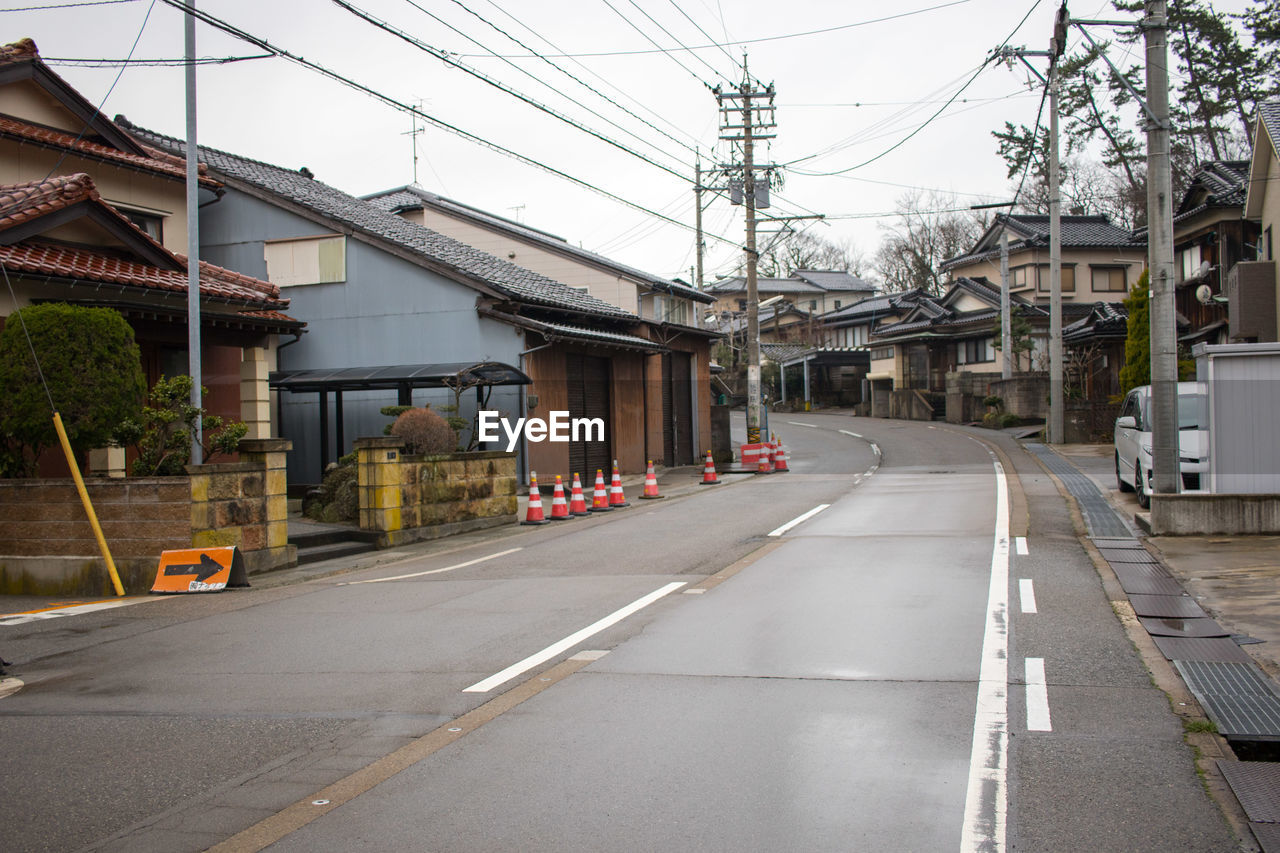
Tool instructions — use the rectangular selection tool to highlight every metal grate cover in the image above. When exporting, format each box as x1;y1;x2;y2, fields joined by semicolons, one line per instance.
1218;761;1280;823
1153;636;1254;664
1139;617;1229;638
1091;537;1145;549
1110;560;1174;580
1026;444;1135;538
1177;660;1280;739
1117;575;1187;596
1128;594;1209;619
1098;549;1162;564
1251;822;1280;853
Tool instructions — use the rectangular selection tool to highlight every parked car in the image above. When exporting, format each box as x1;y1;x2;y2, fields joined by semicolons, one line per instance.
1114;382;1209;508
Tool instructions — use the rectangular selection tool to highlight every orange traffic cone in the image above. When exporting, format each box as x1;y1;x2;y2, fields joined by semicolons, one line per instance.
700;450;720;485
773;440;790;472
568;472;589;516
549;474;574;520
608;460;629;507
522;472;547;525
639;460;662;499
589;469;612;512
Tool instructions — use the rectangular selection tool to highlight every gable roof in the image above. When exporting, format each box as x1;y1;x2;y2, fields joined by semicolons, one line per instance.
942;212;1144;273
1176;160;1250;223
790;269;877;292
0;173;296;319
819;288;924;326
117;119;637;321
1245;101;1280;220
364;185;713;304
870;276;1047;340
0;40;217;187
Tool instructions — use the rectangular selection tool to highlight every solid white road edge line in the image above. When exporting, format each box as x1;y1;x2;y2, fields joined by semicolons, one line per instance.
838;430;862;438
1025;657;1052;731
463;581;687;693
1019;578;1038;614
339;548;523;586
0;597;161;626
767;504;831;537
1015;537;1029;556
960;455;1010;853
786;421;817;428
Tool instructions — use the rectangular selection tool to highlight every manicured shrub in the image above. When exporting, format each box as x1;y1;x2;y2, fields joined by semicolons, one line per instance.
390;406;457;455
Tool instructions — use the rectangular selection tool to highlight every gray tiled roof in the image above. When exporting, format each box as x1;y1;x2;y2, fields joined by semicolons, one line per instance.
117;118;635;320
1260;101;1280;148
1063;301;1128;344
790;269;877;292
1176;160;1250;219
942;212;1143;272
364;185;713;303
706;275;826;295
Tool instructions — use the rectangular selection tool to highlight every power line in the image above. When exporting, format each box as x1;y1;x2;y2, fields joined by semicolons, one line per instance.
334;0;690;181
666;0;747;83
0;0;136;10
155;0;735;246
459;0;976;59
442;0;701;157
621;0;735;86
597;0;716;90
42;53;271;66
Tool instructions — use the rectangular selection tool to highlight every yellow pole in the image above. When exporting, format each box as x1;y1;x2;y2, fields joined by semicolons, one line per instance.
52;412;125;596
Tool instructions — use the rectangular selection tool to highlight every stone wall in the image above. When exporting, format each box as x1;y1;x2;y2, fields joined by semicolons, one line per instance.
1150;493;1280;535
356;438;517;547
188;438;294;575
0;478;189;595
987;373;1049;420
945;371;989;424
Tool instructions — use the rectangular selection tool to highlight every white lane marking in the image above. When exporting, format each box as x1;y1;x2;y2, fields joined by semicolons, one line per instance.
339;548;522;586
1015;537;1029;556
463;581;686;693
1025;657;1052;731
0;597;159;626
767;504;831;537
960;455;1010;853
839;430;862;438
870;443;881;456
1019;578;1038;614
787;421;817;428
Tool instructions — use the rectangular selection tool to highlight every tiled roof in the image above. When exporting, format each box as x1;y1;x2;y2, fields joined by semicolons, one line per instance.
0;37;38;64
791;269;876;292
0;172;97;227
820;288;923;323
1175;160;1250;220
706;275;827;295
1063;301;1128;344
118;119;636;320
365;185;713;304
942;212;1143;272
1260;101;1280;149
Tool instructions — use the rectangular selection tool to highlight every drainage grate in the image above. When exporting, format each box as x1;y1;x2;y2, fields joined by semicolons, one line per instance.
1177;660;1280;739
1025;444;1135;538
1117;575;1189;596
1153;636;1254;664
1128;594;1209;619
1251;822;1280;853
1091;537;1145;549
1218;761;1280;823
1097;549;1162;564
1110;562;1175;583
1139;617;1229;638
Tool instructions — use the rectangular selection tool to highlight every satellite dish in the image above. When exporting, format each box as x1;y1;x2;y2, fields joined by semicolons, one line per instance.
1198;260;1211;277
1195;284;1213;304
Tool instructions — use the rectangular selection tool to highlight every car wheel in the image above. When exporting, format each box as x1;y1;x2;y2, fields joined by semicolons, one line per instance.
1116;453;1133;492
1135;463;1150;509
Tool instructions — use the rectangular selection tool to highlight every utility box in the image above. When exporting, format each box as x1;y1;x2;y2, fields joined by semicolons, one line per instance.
1227;261;1277;343
1195;342;1280;494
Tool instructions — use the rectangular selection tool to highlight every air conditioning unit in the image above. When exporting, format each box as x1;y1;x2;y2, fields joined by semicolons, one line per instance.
1227;261;1277;342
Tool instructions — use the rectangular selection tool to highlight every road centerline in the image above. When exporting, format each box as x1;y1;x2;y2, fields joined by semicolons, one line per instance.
1019;578;1038;614
1025;657;1052;731
338;548;523;586
767;504;831;537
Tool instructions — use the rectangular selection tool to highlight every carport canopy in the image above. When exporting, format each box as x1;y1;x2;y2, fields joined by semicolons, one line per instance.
269;361;531;480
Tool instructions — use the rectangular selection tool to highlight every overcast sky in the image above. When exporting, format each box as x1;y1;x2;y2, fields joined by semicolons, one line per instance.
3;0;1249;286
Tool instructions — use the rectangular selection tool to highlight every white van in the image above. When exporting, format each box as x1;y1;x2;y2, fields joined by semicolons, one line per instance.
1114;382;1209;508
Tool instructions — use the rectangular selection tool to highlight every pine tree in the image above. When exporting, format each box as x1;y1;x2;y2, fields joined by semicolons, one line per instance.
1119;271;1150;395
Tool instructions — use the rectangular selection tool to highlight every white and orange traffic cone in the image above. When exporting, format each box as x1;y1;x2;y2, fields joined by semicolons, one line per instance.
639;460;662;499
773;440;790;472
589;469;612;512
522;471;547;525
549;474;574;520
568;472;589;516
608;460;629;507
700;450;720;485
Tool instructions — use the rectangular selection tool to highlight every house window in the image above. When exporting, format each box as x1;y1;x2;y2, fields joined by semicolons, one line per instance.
959;338;994;364
1091;266;1127;292
1035;264;1075;292
736;299;747;311
834;300;842;310
1178;243;1202;281
809;300;818;311
264;234;346;286
1265;227;1274;261
1011;266;1030;289
870;345;894;361
113;205;164;243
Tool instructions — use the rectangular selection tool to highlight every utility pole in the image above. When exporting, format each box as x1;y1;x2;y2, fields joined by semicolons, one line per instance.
1144;0;1178;496
403;99;424;185
1001;230;1012;379
1048;5;1065;444
694;154;705;293
715;59;775;448
184;0;202;463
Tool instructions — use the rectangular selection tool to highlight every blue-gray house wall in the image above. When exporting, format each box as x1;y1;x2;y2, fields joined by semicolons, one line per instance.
199;189;524;484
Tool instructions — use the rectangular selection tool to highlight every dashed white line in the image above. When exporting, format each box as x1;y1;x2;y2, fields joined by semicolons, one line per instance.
1019;578;1038;614
787;421;817;428
838;429;862;438
1025;657;1052;731
462;581;686;693
1015;537;1029;556
767;504;831;537
339;547;522;586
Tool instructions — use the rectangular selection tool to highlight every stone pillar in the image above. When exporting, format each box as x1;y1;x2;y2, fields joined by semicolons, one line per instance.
240;346;272;439
239;438;293;569
88;446;127;478
356;437;404;534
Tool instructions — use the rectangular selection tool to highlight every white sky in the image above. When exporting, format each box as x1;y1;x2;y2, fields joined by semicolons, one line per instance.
2;0;1249;286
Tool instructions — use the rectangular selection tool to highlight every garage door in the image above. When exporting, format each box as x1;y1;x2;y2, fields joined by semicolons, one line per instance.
565;353;612;479
662;351;694;466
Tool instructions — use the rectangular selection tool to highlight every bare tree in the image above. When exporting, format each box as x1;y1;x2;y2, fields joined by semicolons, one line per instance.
873;191;985;296
754;229;866;278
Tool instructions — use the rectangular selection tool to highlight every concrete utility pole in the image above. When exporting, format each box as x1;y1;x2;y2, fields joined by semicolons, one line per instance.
694;154;705;294
1048;3;1068;445
715;60;776;447
1144;0;1179;495
184;0;202;463
1001;229;1012;379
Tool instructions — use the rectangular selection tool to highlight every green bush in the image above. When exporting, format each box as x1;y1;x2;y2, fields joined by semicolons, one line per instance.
113;375;248;476
0;303;144;475
304;452;357;522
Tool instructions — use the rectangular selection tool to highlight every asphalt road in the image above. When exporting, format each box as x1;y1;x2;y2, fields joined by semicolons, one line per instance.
0;414;1239;852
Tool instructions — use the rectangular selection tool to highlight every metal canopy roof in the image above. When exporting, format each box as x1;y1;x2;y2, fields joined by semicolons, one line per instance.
270;361;530;393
